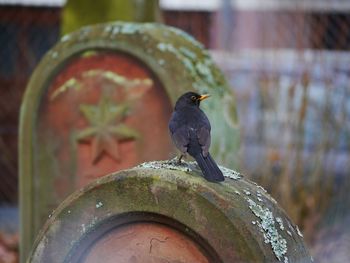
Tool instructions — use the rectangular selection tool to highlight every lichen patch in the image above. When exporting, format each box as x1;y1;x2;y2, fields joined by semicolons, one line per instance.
96;201;103;208
219;165;242;180
296;225;303;237
136;159;242;181
246;198;288;261
136;158;195;173
276;217;285;230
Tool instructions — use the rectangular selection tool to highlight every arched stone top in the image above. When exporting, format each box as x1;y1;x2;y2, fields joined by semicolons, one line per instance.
21;22;240;167
28;161;312;263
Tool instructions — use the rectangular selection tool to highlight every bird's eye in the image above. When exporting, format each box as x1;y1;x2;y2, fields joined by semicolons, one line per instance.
191;96;197;101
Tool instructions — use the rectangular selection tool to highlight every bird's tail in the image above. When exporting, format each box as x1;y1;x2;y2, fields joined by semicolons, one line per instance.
194;153;225;182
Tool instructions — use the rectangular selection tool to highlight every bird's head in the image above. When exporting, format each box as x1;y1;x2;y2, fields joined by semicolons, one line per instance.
175;92;210;109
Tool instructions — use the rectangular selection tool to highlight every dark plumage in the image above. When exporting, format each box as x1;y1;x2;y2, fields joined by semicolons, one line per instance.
168;92;224;182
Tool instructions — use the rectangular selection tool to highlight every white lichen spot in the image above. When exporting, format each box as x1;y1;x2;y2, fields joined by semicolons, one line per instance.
81;27;91;34
287;221;295;235
120;23;139;34
287;230;292;237
157;42;176;52
243;189;251;196
60;35;70;42
67;210;71;214
257;197;263;202
284;256;289;263
182;57;195;72
257;185;268;193
196;62;215;84
219;166;242;180
81;224;86;233
246;198;287;261
179;46;197;60
270;196;278;204
91;216;98;226
168;26;204;49
204;57;213;66
276;217;285;230
104;25;112;33
96;201;103;208
51;51;58;59
158;59;165;65
137;160;242;184
112;26;120;35
234;190;240;195
296;225;303;237
156;43;198;76
77;27;91;40
257;191;262;197
137;159;196;173
252;221;256;225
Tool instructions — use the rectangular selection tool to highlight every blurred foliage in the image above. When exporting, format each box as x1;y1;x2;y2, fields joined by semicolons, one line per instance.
214;51;350;262
213;3;350;261
61;0;162;35
253;71;336;239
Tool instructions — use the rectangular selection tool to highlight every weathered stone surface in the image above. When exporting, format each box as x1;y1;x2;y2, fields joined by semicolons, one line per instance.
82;223;210;263
28;161;311;263
20;22;240;261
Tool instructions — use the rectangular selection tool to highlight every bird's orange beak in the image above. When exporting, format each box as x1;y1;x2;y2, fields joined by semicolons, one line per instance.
199;94;210;101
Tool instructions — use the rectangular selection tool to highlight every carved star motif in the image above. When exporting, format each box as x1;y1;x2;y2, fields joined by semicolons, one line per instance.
76;96;139;164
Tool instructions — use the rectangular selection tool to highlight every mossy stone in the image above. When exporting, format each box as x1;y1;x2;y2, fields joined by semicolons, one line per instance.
28;161;311;263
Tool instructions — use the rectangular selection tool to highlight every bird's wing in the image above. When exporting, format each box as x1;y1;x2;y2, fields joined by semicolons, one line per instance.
171;126;189;154
169;111;190;154
197;126;211;157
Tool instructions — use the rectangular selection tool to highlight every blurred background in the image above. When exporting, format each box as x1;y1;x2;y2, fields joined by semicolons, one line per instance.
1;0;350;262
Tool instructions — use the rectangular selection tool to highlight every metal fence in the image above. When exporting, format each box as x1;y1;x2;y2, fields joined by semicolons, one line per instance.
0;6;60;204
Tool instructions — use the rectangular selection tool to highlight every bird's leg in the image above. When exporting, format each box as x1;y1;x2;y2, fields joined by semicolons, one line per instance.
177;154;184;164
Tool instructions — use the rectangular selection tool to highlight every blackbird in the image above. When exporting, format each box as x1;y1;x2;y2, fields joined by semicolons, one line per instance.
169;92;225;182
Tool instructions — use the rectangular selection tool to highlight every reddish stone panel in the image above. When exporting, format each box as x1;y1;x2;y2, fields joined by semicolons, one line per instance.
82;222;210;263
36;50;173;199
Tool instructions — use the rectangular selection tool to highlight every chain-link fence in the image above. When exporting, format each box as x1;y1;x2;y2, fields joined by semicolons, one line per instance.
0;6;59;262
0;6;60;205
